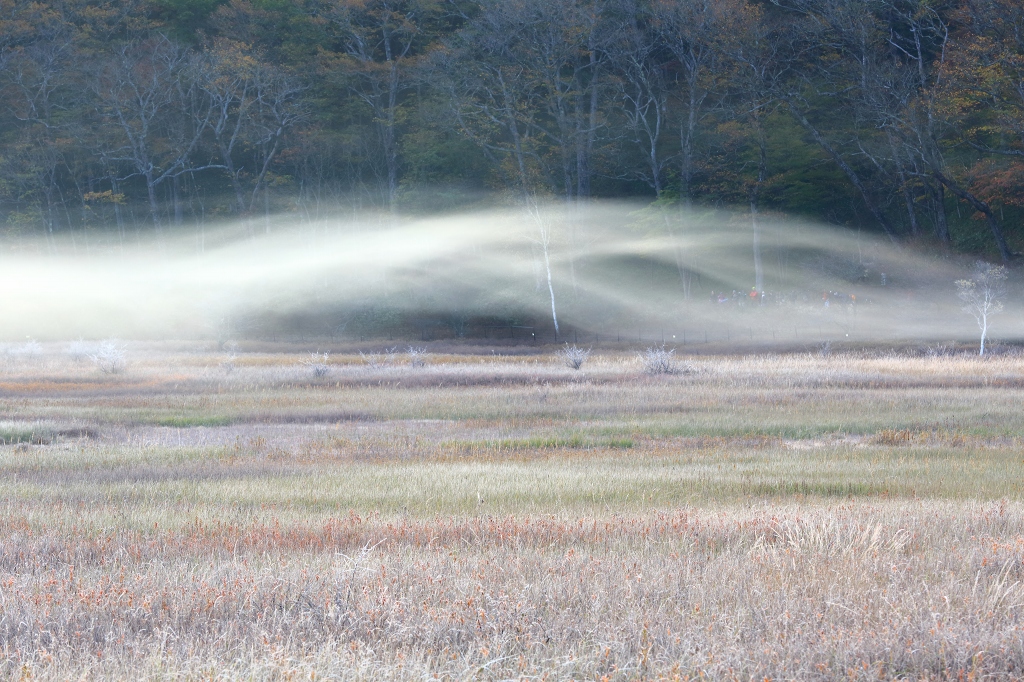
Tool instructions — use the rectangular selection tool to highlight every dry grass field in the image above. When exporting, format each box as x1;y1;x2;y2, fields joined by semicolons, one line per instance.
3;342;1024;679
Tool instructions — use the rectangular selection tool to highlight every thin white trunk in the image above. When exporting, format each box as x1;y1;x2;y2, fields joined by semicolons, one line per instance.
528;201;560;338
543;237;559;338
751;197;764;292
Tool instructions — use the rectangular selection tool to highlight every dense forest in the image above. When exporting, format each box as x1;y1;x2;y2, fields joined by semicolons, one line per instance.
1;0;1023;260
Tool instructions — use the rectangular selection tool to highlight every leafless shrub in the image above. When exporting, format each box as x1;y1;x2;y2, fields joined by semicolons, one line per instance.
924;342;957;358
15;339;43;357
67;338;91;361
535;380;551;403
640;344;678;375
818;340;832;357
89;340;127;374
302;352;331;378
223;342;239;374
556;343;592;370
407;346;429;367
360;347;398;369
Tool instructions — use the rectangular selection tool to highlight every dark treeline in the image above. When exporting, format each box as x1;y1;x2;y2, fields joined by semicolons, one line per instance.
1;0;1023;258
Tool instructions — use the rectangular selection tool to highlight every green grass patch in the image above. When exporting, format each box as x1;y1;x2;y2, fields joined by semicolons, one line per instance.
153;415;236;427
0;427;50;445
440;435;634;453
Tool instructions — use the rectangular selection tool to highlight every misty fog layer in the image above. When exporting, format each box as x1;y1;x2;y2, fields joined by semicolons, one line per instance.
1;203;1013;344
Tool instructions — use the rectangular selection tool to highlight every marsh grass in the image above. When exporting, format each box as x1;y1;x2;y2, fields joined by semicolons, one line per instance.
3;344;1024;678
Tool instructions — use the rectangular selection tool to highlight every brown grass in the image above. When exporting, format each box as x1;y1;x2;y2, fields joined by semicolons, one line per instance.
2;343;1024;678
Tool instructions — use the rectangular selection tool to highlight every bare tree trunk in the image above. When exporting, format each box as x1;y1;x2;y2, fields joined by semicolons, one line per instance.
887;133;920;237
217;138;247;214
172;174;183;226
146;175;162;235
576;48;598;200
264;184;271;234
676;245;692;300
750;119;767;293
681;78;699;207
676;84;698;301
510;123;558;334
42;175;57;254
110;176;125;254
930;182;949;245
751;196;764;292
542;231;559;338
980;315;988;356
385;60;399;213
900;170;920;237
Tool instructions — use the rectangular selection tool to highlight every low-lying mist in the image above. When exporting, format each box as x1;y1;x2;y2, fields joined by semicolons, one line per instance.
1;201;1018;346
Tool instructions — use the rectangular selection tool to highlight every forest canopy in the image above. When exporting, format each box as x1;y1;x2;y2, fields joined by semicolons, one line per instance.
1;0;1023;260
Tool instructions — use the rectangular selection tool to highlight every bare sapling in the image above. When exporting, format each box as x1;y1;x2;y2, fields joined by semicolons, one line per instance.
90;340;127;374
956;261;1007;356
223;341;239;374
557;343;592;370
640;344;678;374
302;351;331;377
16;339;43;357
526;197;560;338
360;347;398;369
67;338;91;361
925;341;956;358
407;346;429;367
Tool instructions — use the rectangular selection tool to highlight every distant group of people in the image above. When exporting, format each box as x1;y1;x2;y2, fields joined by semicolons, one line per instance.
710;288;767;306
709;288;859;308
821;291;856;308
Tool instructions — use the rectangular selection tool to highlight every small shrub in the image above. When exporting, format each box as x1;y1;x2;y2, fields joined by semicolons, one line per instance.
15;339;43;357
223;342;239;374
67;338;91;361
924;342;956;358
90;340;127;374
407;346;429;367
556;343;592;370
360;347;398;369
640;344;678;375
302;351;331;377
818;340;832;357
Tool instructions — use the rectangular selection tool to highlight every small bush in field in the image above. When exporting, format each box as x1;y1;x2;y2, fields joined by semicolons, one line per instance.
15;339;43;357
90;340;127;374
302;351;331;377
407;346;429;367
67;338;91;361
925;342;957;358
640;344;680;375
360;347;398;369
556;344;592;370
223;342;239;374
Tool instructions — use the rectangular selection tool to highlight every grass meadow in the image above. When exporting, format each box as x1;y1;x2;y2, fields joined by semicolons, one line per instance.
2;342;1024;679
